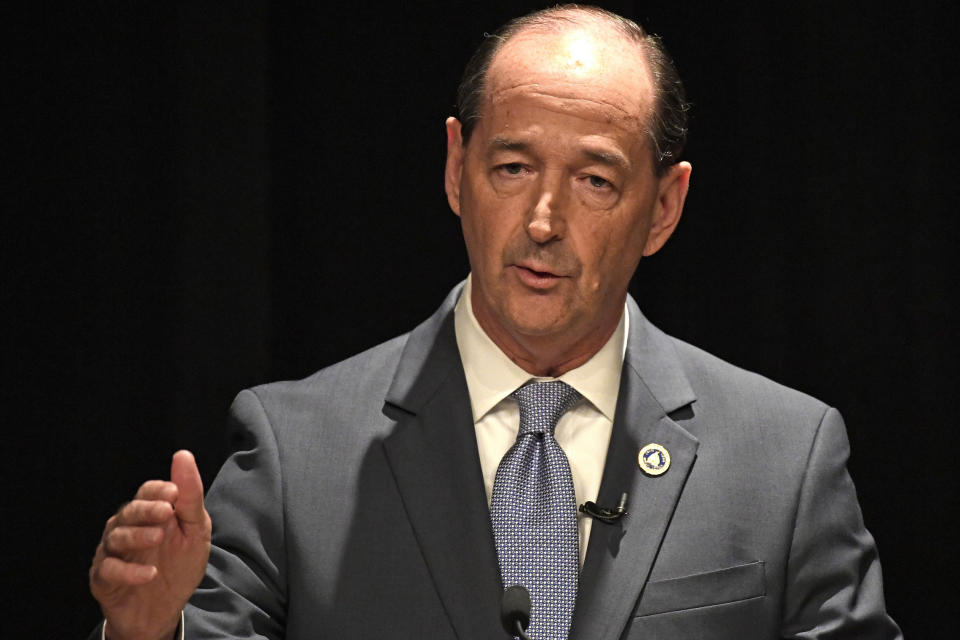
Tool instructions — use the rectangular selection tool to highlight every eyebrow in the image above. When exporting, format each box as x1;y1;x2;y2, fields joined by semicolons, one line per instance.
491;136;529;152
582;148;629;171
489;136;630;171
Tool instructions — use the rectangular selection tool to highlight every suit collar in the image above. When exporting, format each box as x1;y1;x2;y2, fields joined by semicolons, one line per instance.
385;287;695;429
384;282;465;414
454;275;627;423
621;295;696;414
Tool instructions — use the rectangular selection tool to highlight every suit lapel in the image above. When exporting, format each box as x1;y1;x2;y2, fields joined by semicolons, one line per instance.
381;285;503;640
570;299;700;640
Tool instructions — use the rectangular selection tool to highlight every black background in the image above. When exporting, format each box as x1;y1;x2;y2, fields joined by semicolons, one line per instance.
6;1;957;637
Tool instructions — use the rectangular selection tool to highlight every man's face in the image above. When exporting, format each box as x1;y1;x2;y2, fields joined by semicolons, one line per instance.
445;26;690;369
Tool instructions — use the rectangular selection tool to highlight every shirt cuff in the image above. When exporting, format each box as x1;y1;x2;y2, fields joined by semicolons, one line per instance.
102;610;185;640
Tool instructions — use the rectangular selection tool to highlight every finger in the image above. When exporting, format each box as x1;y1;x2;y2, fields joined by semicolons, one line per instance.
103;525;165;556
114;499;175;527
92;556;158;588
170;450;205;525
134;479;179;503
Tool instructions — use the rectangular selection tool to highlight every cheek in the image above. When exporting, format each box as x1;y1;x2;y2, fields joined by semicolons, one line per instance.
462;193;528;263
460;207;508;271
574;216;648;289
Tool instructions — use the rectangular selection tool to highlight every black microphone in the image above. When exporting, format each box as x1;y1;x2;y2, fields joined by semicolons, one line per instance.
501;585;532;639
578;492;629;523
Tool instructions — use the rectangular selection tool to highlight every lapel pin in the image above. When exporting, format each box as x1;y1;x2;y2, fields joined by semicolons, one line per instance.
638;443;670;476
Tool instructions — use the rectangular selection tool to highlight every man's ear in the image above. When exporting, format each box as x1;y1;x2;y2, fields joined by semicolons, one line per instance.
444;117;465;217
643;161;692;256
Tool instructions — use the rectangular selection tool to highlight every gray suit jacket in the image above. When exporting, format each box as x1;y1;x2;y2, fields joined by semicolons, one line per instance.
184;284;900;639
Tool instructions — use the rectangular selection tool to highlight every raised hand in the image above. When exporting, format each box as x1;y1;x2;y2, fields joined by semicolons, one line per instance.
90;450;211;640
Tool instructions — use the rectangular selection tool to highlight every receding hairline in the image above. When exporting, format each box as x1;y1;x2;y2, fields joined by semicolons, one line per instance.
491;5;649;43
486;26;654;106
485;8;653;83
473;9;657;137
456;5;689;175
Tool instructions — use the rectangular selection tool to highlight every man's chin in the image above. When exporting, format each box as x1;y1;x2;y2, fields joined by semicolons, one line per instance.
500;301;576;339
473;284;581;347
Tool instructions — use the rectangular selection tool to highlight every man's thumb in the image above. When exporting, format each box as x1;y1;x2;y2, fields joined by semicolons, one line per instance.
170;449;206;524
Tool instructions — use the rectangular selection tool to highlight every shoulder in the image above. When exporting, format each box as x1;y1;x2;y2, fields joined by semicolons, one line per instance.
656;336;846;529
229;332;411;437
663;337;836;467
670;336;829;422
226;283;463;445
626;299;831;435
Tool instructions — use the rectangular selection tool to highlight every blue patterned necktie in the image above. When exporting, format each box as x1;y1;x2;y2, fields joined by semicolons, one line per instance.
490;380;582;640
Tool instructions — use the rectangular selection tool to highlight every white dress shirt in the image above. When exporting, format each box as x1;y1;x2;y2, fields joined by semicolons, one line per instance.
454;276;627;566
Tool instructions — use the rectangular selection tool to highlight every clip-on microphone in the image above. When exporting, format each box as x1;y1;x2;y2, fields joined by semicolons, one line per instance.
578;492;629;524
501;585;532;640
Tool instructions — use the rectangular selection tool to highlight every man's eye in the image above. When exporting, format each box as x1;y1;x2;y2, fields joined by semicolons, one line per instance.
499;163;524;175
588;175;610;189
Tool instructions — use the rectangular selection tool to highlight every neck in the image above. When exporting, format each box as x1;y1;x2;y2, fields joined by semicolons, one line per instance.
471;294;621;378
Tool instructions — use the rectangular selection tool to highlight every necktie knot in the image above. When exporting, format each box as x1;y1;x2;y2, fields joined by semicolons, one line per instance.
512;380;582;438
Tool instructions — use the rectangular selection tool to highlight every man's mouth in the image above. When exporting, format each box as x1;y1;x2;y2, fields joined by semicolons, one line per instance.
511;264;565;289
522;265;558;277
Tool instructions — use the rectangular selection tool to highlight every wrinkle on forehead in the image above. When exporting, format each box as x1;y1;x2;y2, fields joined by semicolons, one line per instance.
490;84;643;126
485;27;654;125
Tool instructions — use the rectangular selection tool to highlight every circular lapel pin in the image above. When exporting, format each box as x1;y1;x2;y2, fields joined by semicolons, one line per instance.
638;443;670;476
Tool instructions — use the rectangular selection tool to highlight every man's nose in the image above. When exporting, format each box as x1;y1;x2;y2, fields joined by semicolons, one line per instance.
526;171;567;244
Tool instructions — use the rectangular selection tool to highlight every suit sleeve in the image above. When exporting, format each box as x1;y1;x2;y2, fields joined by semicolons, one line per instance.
780;407;902;639
185;389;288;639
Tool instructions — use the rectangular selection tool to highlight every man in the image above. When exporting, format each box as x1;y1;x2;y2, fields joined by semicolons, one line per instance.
89;6;901;639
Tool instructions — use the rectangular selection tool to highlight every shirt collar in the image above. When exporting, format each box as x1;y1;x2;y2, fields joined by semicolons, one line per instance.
454;275;627;423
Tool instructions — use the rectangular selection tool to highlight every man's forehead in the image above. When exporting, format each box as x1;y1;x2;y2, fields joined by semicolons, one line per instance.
484;24;654;119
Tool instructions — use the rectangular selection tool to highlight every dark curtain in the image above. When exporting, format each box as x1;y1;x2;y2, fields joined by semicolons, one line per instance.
6;2;956;636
